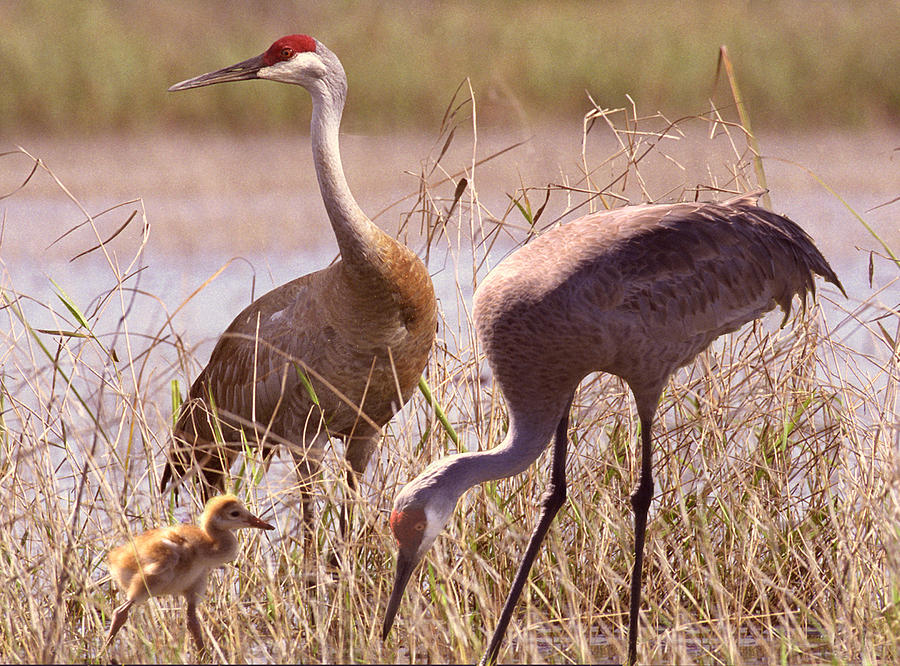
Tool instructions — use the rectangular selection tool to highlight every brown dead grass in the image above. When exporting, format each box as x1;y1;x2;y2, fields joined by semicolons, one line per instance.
0;90;897;665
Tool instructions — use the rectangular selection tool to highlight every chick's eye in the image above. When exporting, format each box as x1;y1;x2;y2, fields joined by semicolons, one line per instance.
230;510;240;517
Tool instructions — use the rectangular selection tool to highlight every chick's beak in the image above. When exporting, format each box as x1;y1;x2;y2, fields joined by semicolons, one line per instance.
382;548;420;640
168;53;266;92
246;513;275;530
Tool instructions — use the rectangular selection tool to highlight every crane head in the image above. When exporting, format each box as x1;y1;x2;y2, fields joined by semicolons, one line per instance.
382;470;459;640
202;494;275;532
168;34;328;92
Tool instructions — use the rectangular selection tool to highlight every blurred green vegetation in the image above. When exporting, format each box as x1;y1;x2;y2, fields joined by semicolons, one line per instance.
1;0;897;133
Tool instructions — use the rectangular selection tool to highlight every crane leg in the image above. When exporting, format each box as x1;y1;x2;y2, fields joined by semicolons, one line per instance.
481;395;574;666
341;431;378;540
186;595;206;655
289;430;329;532
326;432;378;570
627;417;655;666
294;458;321;530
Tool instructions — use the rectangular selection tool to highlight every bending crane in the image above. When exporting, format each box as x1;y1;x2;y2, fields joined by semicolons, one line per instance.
382;191;844;664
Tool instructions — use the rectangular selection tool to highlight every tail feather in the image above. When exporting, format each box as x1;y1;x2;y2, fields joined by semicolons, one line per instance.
727;193;847;310
159;397;233;500
159;458;174;494
159;429;194;496
159;426;194;497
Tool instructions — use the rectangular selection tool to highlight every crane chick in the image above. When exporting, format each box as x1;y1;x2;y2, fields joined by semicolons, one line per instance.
105;495;274;653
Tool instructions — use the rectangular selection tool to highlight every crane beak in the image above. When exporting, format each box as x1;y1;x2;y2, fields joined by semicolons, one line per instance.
382;548;419;640
168;53;266;92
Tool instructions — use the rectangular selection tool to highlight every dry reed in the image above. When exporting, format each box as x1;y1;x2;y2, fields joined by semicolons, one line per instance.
0;91;896;665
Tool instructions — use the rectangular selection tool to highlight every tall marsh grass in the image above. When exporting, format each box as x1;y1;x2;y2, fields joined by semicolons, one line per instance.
1;93;897;665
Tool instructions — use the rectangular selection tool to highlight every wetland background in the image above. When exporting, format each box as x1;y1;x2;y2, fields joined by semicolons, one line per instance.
1;1;898;663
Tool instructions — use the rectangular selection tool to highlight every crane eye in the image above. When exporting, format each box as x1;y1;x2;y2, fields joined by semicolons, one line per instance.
415;522;426;531
280;47;294;59
230;510;240;517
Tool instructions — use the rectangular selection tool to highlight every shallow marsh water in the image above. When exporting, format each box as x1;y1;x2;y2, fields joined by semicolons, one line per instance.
1;124;897;663
2;123;895;522
3;124;896;340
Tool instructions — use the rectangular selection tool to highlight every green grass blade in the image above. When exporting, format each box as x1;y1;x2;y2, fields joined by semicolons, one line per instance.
171;379;183;425
295;365;320;406
418;375;459;446
50;278;91;331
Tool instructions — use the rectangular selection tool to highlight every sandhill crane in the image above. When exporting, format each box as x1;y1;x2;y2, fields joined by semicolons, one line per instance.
381;190;844;665
105;494;274;653
159;35;437;524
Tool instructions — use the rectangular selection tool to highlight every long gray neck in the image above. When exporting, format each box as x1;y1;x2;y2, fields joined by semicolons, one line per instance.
422;419;556;503
308;54;384;267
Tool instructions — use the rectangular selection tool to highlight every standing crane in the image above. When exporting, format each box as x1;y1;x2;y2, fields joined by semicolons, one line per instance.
159;35;437;527
381;191;844;665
